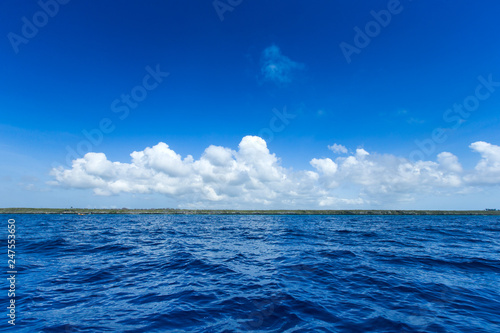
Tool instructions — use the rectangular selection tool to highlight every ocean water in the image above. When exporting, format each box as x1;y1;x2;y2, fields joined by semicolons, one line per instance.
2;214;500;332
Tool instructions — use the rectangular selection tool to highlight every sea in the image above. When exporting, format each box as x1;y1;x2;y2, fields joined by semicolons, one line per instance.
1;214;499;332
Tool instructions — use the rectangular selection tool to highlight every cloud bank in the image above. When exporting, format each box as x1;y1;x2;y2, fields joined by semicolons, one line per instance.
50;137;500;208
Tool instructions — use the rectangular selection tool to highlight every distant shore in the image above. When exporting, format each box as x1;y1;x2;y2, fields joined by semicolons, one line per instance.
1;208;499;215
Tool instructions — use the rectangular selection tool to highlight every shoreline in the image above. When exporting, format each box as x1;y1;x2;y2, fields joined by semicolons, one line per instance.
1;208;499;215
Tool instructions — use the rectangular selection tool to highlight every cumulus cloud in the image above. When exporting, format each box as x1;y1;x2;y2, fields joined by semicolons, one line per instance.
260;45;304;85
310;148;464;203
50;137;500;208
464;141;500;184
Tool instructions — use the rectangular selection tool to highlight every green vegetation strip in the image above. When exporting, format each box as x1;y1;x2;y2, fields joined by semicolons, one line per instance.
0;208;499;215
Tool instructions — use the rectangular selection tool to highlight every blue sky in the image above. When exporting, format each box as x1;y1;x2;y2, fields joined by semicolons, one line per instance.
1;0;500;209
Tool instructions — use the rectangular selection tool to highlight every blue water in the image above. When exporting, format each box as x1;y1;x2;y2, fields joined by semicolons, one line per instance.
2;214;500;332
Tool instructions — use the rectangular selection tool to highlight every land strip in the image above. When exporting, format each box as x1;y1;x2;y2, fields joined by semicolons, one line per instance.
1;208;499;215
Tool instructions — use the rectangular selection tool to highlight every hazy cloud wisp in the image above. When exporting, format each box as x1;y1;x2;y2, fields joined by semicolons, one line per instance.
260;45;304;85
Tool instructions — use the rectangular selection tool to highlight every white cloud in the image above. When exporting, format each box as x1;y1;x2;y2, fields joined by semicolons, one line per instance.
260;45;304;85
49;137;500;208
464;141;500;184
328;143;348;154
437;152;463;174
311;149;464;202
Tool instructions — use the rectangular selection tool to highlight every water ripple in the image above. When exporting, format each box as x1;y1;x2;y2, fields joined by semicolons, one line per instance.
3;214;500;332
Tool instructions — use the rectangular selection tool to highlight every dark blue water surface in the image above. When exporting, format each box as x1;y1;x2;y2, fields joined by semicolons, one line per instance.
2;214;500;332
